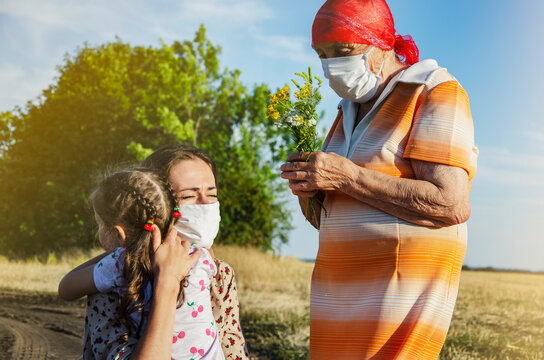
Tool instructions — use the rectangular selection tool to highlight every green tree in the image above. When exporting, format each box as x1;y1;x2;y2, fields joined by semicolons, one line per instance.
0;25;292;257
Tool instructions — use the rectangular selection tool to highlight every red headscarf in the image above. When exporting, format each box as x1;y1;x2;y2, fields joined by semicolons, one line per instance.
312;0;419;65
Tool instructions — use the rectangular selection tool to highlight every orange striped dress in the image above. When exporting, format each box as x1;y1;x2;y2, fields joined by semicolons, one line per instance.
311;60;478;359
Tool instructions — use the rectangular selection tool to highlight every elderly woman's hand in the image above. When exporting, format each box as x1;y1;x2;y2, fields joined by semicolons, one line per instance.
281;151;471;228
280;151;355;196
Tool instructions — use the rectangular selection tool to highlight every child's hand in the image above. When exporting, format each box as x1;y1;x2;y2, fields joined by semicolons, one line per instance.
151;225;200;293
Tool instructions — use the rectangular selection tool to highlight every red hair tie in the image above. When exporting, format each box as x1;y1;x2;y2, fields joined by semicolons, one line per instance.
144;219;154;231
173;207;181;218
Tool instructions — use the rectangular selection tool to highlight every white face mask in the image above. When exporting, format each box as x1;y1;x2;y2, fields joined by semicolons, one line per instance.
173;202;221;249
320;47;384;103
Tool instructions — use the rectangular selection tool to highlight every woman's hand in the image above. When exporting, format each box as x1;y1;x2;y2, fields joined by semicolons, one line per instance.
280;151;355;196
129;226;200;360
151;225;200;293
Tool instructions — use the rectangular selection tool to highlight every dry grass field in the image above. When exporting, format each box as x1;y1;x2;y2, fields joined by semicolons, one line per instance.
1;246;543;359
441;271;544;360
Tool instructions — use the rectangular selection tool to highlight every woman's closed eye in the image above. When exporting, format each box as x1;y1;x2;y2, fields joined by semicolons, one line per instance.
335;46;354;57
184;193;217;197
176;192;218;204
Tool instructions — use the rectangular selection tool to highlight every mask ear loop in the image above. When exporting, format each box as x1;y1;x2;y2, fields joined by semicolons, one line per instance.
363;46;384;78
376;56;385;79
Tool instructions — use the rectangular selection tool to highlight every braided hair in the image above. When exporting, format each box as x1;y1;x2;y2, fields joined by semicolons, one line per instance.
90;168;178;336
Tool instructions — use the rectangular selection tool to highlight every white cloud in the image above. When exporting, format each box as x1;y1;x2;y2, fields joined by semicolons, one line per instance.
0;63;57;111
522;121;544;145
476;165;544;188
0;0;115;33
252;34;318;65
474;145;544;189
478;145;544;169
178;0;274;25
0;0;282;110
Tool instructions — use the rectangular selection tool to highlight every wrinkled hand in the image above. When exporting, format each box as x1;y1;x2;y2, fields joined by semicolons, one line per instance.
151;226;200;291
280;151;353;196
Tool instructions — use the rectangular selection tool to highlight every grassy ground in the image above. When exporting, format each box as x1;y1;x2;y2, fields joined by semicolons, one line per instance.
441;271;544;360
1;246;543;359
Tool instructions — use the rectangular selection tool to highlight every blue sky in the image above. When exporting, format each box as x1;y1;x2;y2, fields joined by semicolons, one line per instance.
1;0;543;271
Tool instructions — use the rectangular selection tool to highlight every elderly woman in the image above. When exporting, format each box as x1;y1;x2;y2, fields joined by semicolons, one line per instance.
280;0;477;359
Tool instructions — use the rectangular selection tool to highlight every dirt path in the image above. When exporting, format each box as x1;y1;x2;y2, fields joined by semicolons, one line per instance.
0;291;86;360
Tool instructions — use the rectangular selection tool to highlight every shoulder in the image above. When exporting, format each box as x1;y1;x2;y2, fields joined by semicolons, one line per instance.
83;293;137;359
211;258;237;299
210;258;239;312
398;59;462;93
214;258;236;279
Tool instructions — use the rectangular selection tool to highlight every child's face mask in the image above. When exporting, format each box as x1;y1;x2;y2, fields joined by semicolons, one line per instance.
173;202;221;249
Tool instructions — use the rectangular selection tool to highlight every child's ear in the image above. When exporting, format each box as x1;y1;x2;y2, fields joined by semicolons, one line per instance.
114;225;127;247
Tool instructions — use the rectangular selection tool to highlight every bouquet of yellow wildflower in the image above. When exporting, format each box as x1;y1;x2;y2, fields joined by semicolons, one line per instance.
266;68;322;153
267;67;325;224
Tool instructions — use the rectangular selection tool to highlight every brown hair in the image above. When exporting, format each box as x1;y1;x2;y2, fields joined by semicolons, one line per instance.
140;144;217;184
90;168;178;335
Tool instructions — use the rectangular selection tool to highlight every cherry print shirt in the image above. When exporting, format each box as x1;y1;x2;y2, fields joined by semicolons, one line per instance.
93;247;225;360
83;258;249;360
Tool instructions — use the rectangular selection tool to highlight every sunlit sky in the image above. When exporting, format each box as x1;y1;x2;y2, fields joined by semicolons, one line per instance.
1;0;543;271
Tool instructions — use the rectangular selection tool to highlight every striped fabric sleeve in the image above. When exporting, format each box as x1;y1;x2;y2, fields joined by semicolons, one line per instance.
404;80;477;180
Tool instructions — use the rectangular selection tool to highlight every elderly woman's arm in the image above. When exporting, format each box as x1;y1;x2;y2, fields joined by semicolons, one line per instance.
282;151;470;228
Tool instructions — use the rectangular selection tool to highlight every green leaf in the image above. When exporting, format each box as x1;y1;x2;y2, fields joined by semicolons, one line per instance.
126;141;154;162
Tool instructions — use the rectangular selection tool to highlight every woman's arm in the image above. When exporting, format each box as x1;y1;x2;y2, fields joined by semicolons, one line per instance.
83;227;200;360
211;259;250;359
58;251;109;300
130;225;201;360
281;151;470;227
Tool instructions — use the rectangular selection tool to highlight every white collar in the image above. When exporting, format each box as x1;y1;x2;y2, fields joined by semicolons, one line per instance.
335;59;443;159
396;59;443;84
337;59;443;110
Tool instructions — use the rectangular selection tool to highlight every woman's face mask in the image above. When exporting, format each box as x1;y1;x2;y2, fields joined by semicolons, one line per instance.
320;47;384;103
173;202;221;249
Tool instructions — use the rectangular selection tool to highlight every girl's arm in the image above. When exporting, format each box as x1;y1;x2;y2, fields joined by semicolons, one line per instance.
58;252;108;301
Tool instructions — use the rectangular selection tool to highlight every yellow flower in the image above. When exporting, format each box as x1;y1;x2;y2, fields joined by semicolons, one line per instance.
280;86;290;100
294;85;311;100
272;111;280;120
266;104;277;118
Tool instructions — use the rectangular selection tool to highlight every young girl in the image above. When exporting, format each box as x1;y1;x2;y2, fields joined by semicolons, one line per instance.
59;168;225;360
